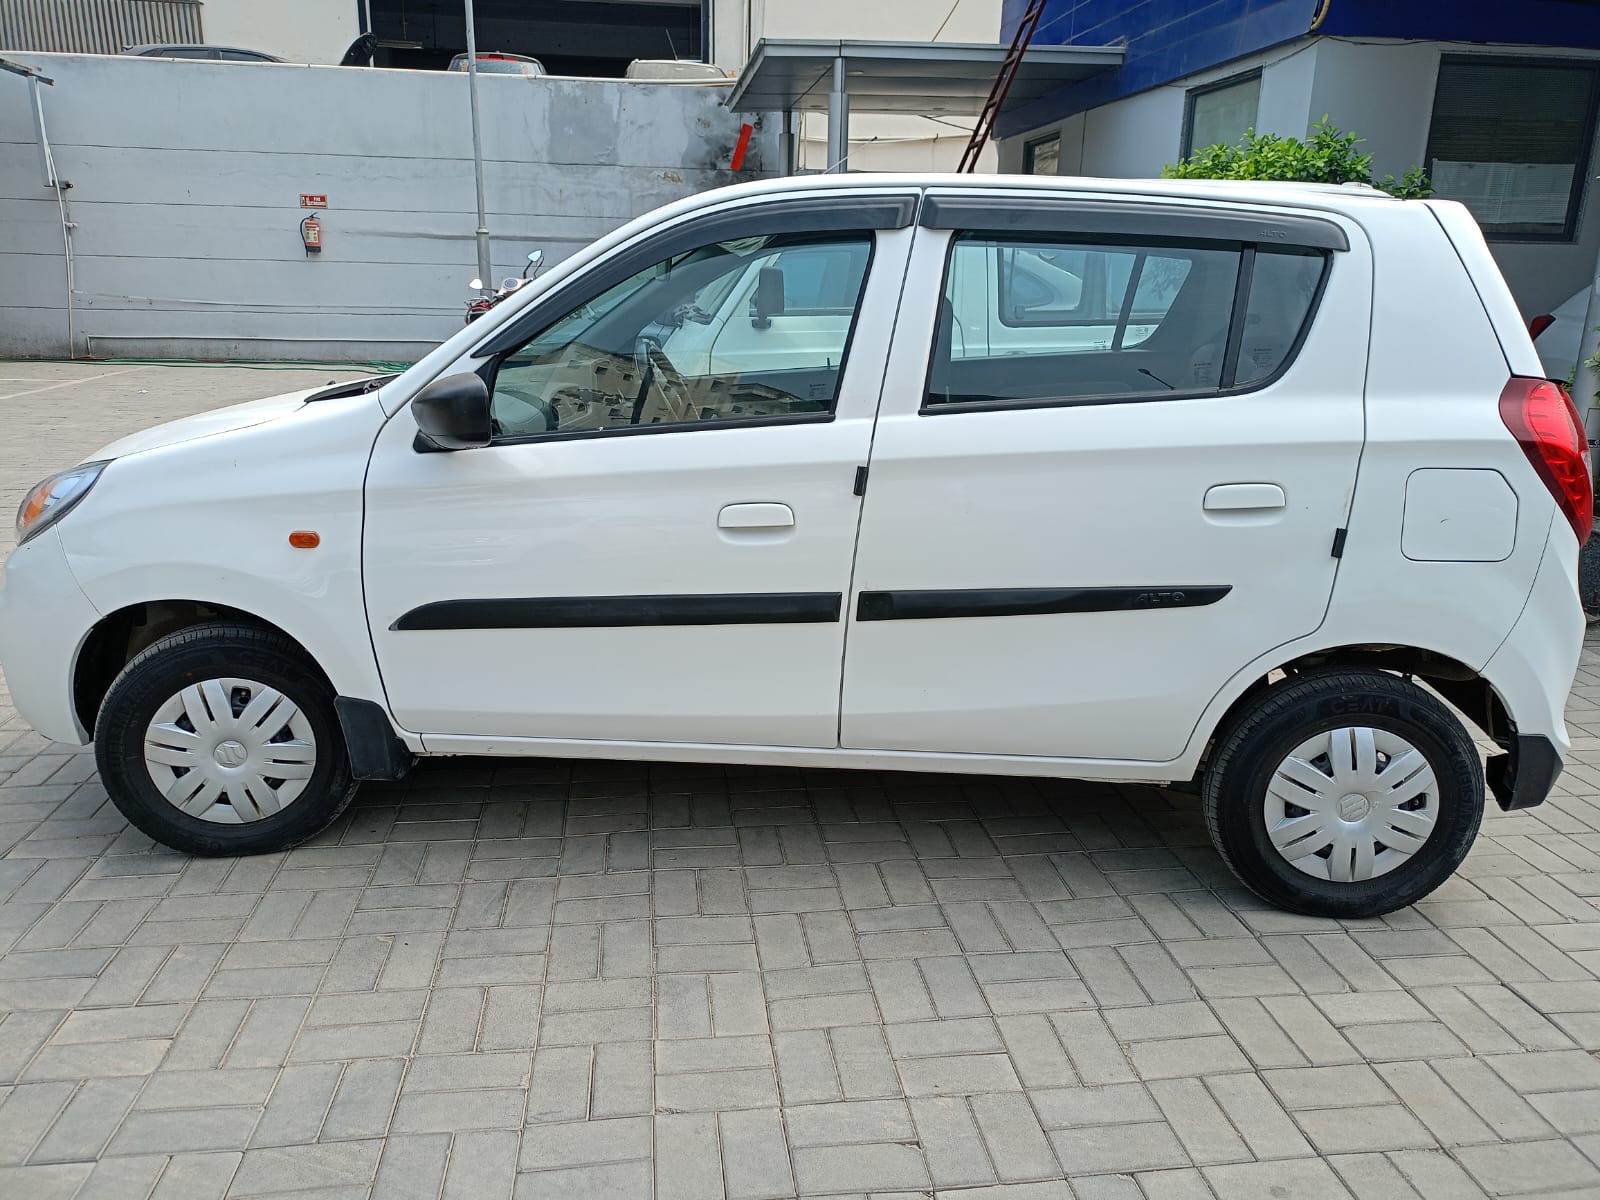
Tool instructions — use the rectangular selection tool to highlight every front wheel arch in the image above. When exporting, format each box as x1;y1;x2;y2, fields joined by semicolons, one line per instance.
75;600;329;737
94;621;359;855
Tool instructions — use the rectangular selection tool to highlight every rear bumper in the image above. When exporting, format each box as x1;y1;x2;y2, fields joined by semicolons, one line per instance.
0;530;99;745
1487;734;1562;811
1479;522;1582;808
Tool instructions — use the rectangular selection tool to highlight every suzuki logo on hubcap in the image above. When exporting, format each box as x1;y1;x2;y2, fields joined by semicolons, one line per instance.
213;740;249;768
1337;793;1371;822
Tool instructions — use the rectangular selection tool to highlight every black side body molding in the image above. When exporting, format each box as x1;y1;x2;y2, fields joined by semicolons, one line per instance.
1486;734;1561;811
392;592;844;631
334;697;414;782
856;586;1231;621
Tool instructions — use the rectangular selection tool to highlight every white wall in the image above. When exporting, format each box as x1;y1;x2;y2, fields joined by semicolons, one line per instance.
711;0;999;67
997;41;1319;176
199;0;360;64
0;54;779;360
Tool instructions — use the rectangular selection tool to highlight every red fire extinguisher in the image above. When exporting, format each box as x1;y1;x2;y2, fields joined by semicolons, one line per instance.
300;212;322;255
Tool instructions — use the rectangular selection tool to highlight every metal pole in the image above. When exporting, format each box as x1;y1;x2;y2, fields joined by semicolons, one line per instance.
463;0;493;293
1573;261;1600;443
826;56;848;173
29;73;74;358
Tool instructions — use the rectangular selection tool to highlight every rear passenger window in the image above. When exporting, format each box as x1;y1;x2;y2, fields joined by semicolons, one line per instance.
1235;248;1324;386
928;233;1328;409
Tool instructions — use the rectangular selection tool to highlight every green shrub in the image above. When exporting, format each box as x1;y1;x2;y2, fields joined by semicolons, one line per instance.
1163;118;1433;199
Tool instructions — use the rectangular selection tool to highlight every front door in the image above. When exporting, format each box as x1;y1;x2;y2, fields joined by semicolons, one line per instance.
363;194;915;747
842;191;1372;764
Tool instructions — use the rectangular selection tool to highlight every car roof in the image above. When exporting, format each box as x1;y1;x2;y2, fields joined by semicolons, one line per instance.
659;173;1408;229
732;172;1399;206
125;43;284;60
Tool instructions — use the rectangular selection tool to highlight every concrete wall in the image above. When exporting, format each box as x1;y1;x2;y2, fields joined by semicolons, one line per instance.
0;53;777;361
999;37;1600;316
199;0;360;64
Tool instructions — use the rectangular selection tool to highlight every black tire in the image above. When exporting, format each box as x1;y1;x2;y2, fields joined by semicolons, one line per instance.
1579;535;1600;622
1202;669;1484;919
94;622;357;856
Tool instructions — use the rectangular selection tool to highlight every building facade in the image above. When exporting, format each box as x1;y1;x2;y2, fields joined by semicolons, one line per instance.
2;1;1001;170
995;0;1600;316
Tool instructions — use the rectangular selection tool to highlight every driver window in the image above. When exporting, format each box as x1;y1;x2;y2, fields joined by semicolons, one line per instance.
489;231;873;441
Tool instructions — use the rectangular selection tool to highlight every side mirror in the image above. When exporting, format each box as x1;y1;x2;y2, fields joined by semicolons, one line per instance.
751;265;785;328
411;373;491;451
526;249;545;275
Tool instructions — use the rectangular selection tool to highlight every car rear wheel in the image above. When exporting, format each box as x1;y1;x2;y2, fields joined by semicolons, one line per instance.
95;623;357;855
1202;669;1483;918
1579;533;1600;622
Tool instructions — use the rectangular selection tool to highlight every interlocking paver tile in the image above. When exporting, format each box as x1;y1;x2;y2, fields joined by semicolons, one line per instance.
5;371;1600;1200
1049;1119;1189;1174
1455;1137;1600;1195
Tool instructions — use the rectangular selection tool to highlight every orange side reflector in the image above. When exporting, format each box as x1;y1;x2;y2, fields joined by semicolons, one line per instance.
288;530;320;549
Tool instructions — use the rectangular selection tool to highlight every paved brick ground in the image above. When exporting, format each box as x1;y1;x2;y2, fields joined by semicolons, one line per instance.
4;363;1600;1199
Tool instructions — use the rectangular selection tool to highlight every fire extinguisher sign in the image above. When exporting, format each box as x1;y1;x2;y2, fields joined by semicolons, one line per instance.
299;194;327;208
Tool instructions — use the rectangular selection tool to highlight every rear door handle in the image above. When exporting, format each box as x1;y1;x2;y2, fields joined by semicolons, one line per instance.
719;502;795;530
1204;483;1286;511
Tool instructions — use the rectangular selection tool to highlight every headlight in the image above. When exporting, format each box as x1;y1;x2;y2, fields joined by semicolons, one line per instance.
15;462;109;545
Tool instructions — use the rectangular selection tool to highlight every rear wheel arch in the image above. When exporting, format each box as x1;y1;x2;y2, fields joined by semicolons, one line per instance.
1197;642;1511;778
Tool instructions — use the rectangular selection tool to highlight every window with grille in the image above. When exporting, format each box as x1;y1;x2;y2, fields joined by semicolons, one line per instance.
1426;56;1600;242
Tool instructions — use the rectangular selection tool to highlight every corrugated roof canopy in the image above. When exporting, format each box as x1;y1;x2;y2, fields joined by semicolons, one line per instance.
727;38;1124;117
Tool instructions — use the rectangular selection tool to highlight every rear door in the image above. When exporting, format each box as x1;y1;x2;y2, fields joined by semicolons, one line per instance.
841;191;1373;764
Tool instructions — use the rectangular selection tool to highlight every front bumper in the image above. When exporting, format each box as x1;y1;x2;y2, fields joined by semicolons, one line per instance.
0;529;100;745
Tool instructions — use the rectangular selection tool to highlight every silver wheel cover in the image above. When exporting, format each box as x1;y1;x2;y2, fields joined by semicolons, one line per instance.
1263;726;1439;883
142;677;317;824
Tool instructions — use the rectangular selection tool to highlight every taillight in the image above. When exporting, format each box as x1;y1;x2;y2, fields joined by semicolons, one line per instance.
1529;314;1556;340
1499;376;1593;545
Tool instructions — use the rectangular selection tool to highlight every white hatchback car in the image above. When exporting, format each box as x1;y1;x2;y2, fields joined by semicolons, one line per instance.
2;175;1589;918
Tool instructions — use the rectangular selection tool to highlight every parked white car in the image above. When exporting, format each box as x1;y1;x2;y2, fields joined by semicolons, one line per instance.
2;176;1589;917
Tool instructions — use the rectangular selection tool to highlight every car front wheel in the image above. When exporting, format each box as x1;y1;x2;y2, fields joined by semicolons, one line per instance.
95;623;357;855
1202;669;1484;918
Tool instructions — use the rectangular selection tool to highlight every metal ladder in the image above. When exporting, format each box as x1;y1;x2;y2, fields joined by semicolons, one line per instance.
957;0;1048;173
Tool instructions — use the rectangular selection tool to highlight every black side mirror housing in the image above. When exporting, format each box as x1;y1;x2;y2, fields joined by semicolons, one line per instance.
411;373;491;451
751;265;785;329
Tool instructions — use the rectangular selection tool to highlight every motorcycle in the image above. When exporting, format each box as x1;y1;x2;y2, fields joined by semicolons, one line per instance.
465;250;545;323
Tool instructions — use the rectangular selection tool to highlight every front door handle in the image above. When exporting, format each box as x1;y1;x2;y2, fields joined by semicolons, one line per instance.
1204;483;1286;511
719;502;795;530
